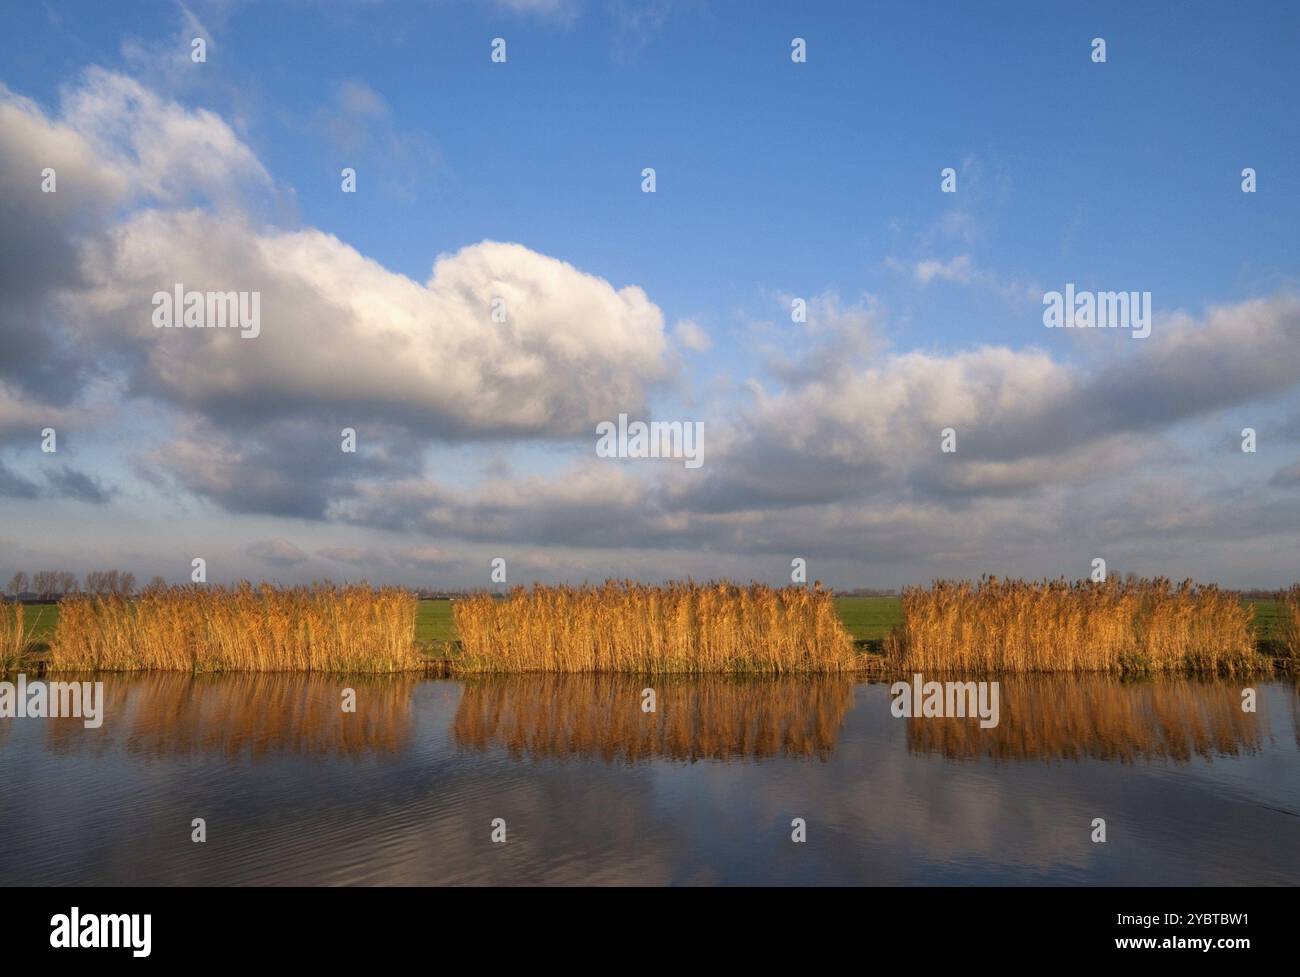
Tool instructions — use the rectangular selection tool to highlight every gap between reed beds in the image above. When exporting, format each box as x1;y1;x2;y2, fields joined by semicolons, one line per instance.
1278;585;1300;661
48;584;420;673
887;577;1264;675
453;581;858;674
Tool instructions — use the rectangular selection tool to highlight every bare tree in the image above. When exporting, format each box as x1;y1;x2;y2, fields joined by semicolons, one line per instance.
85;569;135;596
58;572;78;596
143;576;168;594
31;570;60;600
5;571;28;598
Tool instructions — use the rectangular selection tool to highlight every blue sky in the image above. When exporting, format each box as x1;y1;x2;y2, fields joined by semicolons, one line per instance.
1;1;1299;588
10;1;1297;349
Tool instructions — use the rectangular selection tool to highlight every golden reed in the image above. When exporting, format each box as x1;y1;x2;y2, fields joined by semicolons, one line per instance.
49;584;420;673
888;577;1261;674
1;603;35;672
452;581;858;674
1279;585;1300;660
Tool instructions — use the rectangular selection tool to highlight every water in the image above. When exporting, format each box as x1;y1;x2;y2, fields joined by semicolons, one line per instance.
2;673;1298;884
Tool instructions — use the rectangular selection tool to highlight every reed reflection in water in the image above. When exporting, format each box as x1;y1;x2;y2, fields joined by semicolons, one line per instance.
3;672;1299;884
41;672;416;758
453;674;856;762
906;675;1263;762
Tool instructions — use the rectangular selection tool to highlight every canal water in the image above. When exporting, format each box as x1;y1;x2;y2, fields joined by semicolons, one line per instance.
1;674;1297;884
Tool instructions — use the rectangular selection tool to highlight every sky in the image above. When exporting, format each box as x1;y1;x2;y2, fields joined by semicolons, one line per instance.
1;0;1298;590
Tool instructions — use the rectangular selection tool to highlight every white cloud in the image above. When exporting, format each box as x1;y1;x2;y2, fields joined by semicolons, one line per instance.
4;68;1300;587
59;67;269;204
85;212;672;438
913;254;975;285
0;70;673;441
672;318;712;352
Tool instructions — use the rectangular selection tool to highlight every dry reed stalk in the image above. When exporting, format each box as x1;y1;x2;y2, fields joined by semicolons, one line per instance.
1;602;34;672
452;581;857;674
48;583;420;673
887;576;1262;675
1278;586;1300;661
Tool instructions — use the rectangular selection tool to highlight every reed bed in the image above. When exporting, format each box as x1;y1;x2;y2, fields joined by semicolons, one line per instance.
889;577;1261;675
1278;586;1300;661
452;581;858;674
906;676;1261;763
1;603;35;672
48;584;420;673
454;675;855;761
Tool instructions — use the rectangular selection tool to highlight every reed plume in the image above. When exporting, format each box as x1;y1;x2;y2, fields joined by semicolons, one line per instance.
453;580;857;674
888;576;1261;674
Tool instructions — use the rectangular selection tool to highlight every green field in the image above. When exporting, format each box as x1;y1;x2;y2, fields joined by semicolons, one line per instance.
428;596;904;648
416;598;457;644
14;594;1284;649
424;597;899;646
833;597;901;643
834;596;1284;643
1250;599;1280;640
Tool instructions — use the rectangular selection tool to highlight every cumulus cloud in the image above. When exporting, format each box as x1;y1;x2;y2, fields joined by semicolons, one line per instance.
337;462;656;548
3;66;1299;587
3;69;670;445
0;65;270;415
1;67;676;538
59;67;270;205
84;213;671;438
722;295;1300;501
135;416;425;519
0;83;125;400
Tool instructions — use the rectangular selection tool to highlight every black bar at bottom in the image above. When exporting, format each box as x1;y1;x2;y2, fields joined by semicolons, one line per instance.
0;884;1283;965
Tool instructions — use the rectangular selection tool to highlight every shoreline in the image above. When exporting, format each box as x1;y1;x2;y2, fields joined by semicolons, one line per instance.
7;589;1294;676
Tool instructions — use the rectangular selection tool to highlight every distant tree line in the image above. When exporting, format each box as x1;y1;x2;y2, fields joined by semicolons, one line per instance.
4;569;143;600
